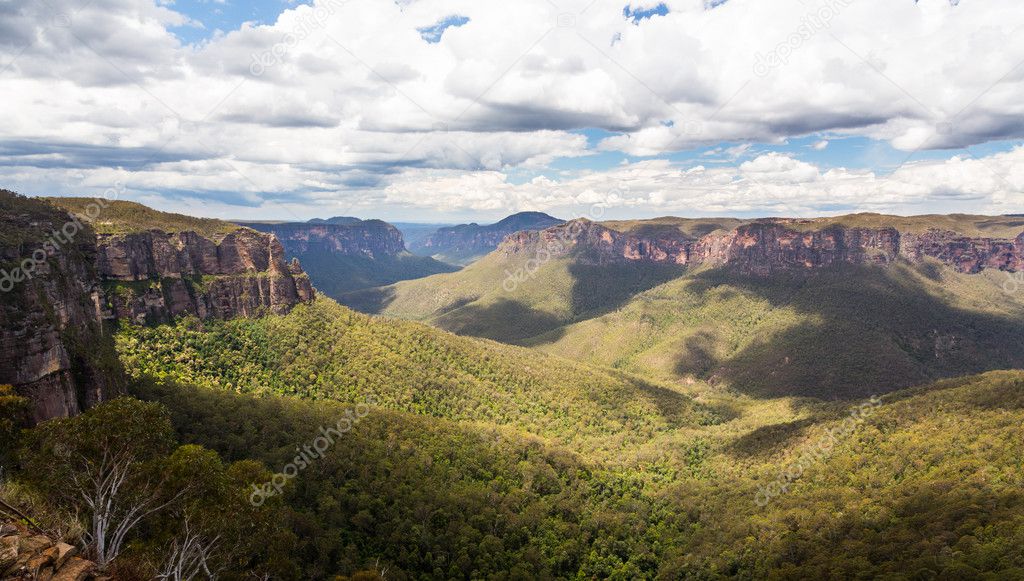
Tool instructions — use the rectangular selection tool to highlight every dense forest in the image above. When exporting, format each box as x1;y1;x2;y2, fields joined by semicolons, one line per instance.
4;293;1024;578
2;193;1023;579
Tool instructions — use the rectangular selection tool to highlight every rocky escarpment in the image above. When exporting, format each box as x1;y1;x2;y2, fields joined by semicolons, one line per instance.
240;220;405;259
901;230;1024;273
0;194;121;423
500;218;1024;275
1;522;101;580
1;192;315;422
239;219;458;298
414;212;563;265
97;228;314;323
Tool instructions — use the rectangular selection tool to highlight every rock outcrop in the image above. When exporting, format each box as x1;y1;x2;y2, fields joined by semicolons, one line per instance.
238;219;458;298
0;191;315;422
413;212;564;265
1;194;119;422
97;228;314;324
240;220;406;259
500;218;1024;275
1;521;102;581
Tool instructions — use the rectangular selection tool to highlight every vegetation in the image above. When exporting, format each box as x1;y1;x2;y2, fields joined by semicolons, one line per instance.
296;251;458;298
5;199;1024;578
116;368;1024;578
781;212;1024;238
46;198;240;237
115;297;718;456
345;214;1024;399
342;249;686;343
532;262;1024;398
15;397;292;579
0;384;28;469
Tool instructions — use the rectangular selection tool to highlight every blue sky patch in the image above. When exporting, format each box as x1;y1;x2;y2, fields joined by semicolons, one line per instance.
623;3;669;24
169;0;308;44
417;15;470;43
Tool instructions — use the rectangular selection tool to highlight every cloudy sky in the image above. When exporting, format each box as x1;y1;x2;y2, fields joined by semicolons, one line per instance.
1;0;1022;222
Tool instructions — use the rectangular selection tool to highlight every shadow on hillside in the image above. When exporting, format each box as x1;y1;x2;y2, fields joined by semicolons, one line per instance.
517;261;686;346
338;284;398;314
673;262;1024;401
725;417;818;459
618;372;703;428
748;481;1024;574
434;298;569;344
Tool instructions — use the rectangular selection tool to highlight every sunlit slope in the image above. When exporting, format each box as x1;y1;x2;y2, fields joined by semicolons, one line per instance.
116;296;718;454
529;261;1024;399
652;369;1024;578
136;357;1024;578
340;243;686;342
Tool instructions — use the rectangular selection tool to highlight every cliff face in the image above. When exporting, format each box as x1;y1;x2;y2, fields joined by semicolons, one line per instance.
0;192;315;422
499;218;1024;275
97;228;314;324
241;220;405;259
414;212;564;265
238;219;459;298
0;195;120;423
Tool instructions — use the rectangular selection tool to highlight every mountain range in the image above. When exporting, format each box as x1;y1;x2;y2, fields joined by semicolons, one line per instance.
237;218;457;298
406;211;564;265
2;191;1024;579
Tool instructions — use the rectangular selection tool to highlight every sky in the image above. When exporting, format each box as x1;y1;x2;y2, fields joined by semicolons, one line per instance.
0;0;1022;223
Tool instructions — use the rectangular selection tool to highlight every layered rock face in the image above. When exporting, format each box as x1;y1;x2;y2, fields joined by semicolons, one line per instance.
414;212;563;264
0;196;118;422
902;230;1024;273
500;218;1024;275
0;192;315;422
97;228;315;323
240;220;405;259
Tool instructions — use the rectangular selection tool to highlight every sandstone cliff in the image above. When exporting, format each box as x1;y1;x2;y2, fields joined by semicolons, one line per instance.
1;192;315;422
239;219;457;297
97;228;315;323
414;212;563;265
0;193;119;422
499;218;1024;275
241;219;405;259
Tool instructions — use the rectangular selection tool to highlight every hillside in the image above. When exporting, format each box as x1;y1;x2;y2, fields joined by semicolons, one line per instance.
531;261;1024;398
346;215;1024;398
341;242;685;342
240;220;457;297
47;197;240;237
409;211;564;265
115;296;718;455
130;361;1024;578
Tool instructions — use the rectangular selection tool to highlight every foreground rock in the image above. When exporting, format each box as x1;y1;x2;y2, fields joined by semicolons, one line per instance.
0;522;102;581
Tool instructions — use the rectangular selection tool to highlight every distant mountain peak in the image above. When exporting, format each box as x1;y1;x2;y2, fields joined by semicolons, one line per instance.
409;211;564;265
495;211;561;225
308;216;362;225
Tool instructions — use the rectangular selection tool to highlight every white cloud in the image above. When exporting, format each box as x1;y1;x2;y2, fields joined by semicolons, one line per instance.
0;0;1022;217
381;147;1024;219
